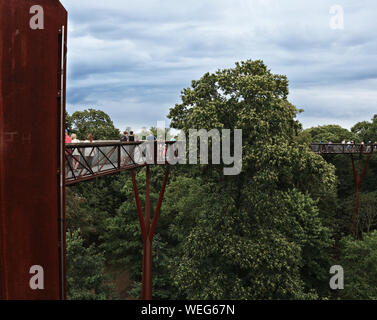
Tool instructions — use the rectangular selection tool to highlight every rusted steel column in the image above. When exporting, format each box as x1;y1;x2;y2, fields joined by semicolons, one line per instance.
130;166;170;300
351;155;360;238
0;1;67;300
59;23;68;300
145;166;151;234
351;154;372;238
150;167;171;241
142;242;147;300
130;169;148;300
154;141;158;164
143;238;153;300
352;183;360;237
143;166;152;300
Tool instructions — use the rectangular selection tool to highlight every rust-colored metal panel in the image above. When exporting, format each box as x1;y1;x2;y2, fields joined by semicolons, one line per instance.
0;0;67;299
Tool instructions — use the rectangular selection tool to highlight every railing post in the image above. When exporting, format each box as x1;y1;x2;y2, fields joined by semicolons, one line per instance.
154;141;158;165
118;145;121;170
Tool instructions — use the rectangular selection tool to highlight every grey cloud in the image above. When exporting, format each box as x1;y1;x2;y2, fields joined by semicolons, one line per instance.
61;0;377;130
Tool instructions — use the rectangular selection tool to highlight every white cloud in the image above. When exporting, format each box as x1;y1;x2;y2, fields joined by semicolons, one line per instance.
292;85;377;129
61;0;377;130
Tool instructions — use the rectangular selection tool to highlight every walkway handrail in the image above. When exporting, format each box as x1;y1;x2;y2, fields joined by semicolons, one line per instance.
67;140;176;147
65;140;177;185
310;143;377;155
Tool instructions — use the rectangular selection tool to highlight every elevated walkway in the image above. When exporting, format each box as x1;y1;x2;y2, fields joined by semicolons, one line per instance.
65;140;176;185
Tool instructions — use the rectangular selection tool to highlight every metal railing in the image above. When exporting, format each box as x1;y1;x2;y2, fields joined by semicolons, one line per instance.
310;143;377;155
65;140;176;185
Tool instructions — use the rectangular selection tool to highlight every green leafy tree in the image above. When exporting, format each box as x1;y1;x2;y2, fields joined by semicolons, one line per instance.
351;115;377;143
339;231;377;299
66;230;117;300
338;191;377;236
65;111;73;133
68;108;120;140
68;174;128;244
65;187;96;243
303;125;358;143
167;60;336;299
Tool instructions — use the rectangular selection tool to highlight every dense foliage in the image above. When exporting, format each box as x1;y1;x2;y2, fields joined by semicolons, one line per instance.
339;231;377;299
65;60;377;300
66;108;120;140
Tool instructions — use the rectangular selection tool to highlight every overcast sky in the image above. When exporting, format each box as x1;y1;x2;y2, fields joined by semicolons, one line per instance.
60;0;377;131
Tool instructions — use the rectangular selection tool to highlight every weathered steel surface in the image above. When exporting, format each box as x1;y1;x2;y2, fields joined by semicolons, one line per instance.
351;154;372;238
0;0;67;299
130;167;170;300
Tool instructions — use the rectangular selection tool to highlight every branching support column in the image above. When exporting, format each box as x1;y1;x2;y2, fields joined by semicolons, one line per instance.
350;153;372;238
130;166;170;300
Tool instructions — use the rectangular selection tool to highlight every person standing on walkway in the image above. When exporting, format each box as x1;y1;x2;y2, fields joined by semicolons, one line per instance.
146;131;155;141
120;131;129;142
65;130;72;143
65;130;72;171
129;131;135;142
146;131;155;163
71;133;81;170
127;131;137;164
84;133;96;169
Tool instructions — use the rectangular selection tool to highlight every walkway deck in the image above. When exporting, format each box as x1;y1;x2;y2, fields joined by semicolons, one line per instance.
310;143;377;155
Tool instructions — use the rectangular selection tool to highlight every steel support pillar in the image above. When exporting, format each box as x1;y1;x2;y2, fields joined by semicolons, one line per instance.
130;166;170;300
0;1;67;299
350;153;372;238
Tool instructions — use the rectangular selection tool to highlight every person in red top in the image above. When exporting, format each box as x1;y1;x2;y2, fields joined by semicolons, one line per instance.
65;130;72;143
65;130;73;172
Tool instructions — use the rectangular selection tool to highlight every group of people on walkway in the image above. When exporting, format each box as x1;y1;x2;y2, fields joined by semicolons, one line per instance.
317;140;377;153
64;129;180;176
65;131;96;171
120;130;136;142
319;140;377;145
